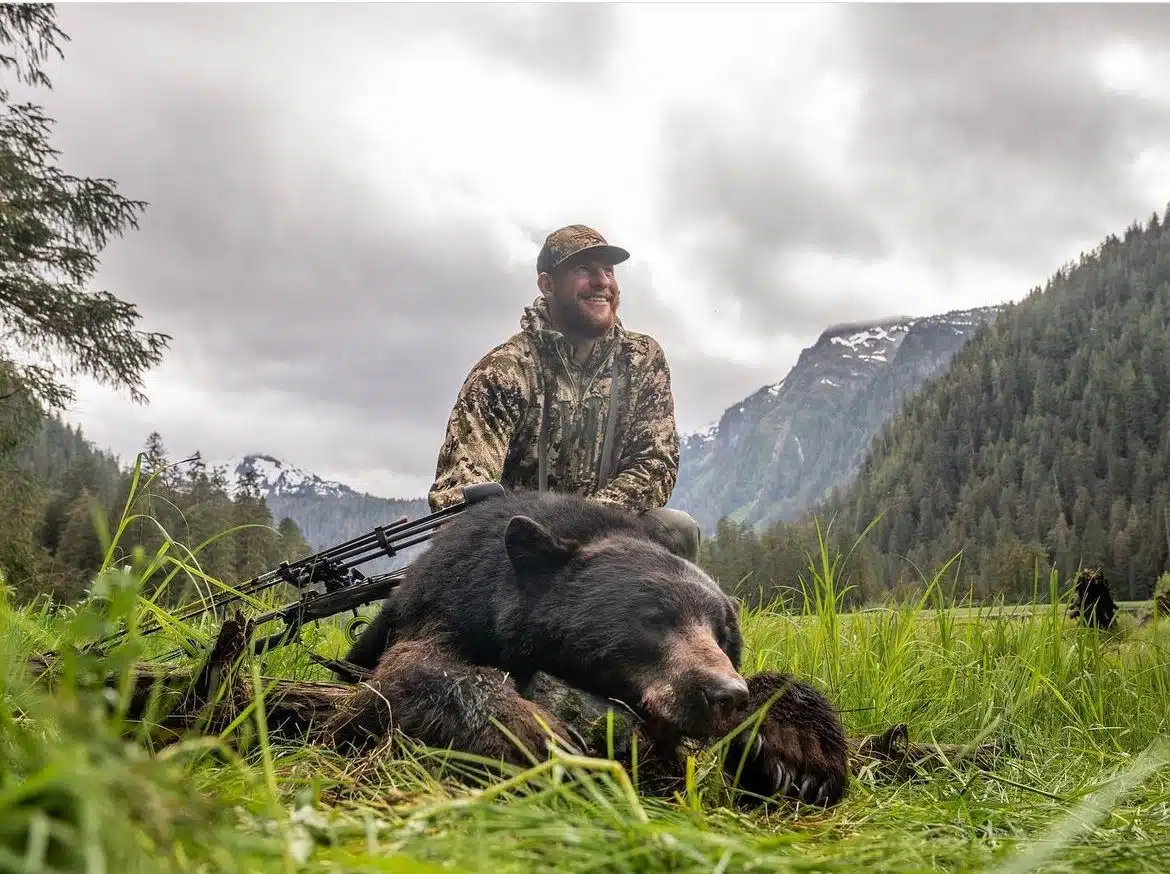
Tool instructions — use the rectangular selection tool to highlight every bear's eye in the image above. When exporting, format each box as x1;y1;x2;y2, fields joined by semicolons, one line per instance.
717;625;732;650
639;606;674;630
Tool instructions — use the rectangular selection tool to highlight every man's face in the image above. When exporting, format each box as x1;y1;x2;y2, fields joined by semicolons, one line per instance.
540;256;621;340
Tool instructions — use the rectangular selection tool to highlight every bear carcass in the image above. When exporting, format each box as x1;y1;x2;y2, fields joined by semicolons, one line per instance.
328;489;848;808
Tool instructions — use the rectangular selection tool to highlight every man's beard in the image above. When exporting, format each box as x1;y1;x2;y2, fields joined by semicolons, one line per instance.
551;291;619;340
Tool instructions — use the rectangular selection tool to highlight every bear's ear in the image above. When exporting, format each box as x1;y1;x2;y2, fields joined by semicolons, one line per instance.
504;515;577;578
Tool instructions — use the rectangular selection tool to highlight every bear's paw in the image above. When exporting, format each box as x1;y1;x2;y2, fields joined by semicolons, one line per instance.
722;671;848;809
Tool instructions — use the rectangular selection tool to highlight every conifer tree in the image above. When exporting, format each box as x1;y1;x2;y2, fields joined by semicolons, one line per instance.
55;485;103;577
0;4;169;456
276;516;311;562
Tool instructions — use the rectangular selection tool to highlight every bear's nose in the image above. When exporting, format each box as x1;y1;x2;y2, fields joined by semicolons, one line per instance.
705;674;749;712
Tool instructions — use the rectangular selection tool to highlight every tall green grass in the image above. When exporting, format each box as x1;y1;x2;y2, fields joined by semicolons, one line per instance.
1;458;1168;873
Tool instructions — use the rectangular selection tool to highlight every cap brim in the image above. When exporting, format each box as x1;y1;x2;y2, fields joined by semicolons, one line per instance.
555;244;631;270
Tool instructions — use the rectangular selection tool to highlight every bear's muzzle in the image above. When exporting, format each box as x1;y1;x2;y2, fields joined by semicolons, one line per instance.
638;621;750;738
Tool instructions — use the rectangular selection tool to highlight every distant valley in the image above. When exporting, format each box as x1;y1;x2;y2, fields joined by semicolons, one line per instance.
220;303;1004;554
219;454;429;571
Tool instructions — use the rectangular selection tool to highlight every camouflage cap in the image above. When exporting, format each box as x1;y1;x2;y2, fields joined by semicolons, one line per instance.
537;224;630;274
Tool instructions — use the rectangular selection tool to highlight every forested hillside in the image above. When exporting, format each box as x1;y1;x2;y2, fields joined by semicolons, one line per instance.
1;420;312;606
808;209;1170;602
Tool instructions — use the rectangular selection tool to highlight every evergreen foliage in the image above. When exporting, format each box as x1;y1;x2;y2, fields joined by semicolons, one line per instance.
830;209;1170;601
0;3;169;427
264;489;427;556
1;417;313;606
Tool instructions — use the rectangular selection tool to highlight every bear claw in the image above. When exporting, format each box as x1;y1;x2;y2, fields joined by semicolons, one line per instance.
723;671;849;809
766;760;831;805
559;725;589;757
773;762;791;795
800;775;817;801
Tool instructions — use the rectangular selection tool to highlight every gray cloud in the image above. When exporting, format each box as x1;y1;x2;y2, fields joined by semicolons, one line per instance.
847;4;1170;273
657;4;1170;341
657;105;889;336
446;3;621;82
40;4;560;486
27;3;1170;499
63;86;531;481
49;3;619;87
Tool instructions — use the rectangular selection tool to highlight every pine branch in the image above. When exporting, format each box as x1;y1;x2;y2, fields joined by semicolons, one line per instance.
0;6;170;422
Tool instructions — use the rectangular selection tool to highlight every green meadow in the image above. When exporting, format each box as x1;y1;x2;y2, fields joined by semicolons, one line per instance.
3;486;1168;874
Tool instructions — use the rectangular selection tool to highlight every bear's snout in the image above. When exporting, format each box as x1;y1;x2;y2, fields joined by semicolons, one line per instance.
703;673;749;712
637;620;751;738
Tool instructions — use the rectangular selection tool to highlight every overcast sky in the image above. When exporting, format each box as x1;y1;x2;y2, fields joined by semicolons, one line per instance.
26;3;1170;499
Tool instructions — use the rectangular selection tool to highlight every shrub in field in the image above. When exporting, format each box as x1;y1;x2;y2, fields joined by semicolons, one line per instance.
1154;571;1170;618
1067;566;1117;629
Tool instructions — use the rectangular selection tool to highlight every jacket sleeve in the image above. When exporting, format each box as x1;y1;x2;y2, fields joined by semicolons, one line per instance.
426;350;526;511
589;340;681;513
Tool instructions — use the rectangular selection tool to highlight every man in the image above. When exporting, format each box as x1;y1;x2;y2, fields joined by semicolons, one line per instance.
426;223;702;561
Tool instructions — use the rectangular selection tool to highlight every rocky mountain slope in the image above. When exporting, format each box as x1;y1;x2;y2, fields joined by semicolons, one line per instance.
225;454;429;570
668;305;1004;535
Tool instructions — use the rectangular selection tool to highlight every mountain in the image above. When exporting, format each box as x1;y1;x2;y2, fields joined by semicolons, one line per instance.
821;208;1170;601
231;454;372;503
669;305;1004;535
226;453;430;571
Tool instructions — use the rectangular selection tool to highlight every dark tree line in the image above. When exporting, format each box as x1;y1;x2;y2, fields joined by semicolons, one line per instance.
3;417;311;605
696;515;888;612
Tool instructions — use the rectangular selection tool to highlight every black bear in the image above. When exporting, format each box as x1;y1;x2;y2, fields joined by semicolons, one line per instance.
328;488;848;808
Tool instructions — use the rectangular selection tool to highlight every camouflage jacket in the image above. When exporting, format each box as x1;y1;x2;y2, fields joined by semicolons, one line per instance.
427;296;680;513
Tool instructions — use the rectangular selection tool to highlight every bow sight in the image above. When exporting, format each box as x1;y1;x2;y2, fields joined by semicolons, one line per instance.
94;481;507;663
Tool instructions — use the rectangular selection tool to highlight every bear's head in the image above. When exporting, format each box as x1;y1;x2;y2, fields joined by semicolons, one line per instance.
504;513;749;741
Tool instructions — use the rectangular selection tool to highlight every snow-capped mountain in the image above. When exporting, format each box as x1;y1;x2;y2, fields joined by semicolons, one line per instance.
669;304;1005;534
227;453;358;500
217;453;429;565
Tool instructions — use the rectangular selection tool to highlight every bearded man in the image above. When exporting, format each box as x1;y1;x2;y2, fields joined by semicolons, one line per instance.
426;224;701;561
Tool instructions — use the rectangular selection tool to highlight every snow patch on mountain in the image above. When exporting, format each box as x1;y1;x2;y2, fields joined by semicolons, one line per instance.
213;453;359;500
826;322;908;364
670;303;1006;533
829;324;901;350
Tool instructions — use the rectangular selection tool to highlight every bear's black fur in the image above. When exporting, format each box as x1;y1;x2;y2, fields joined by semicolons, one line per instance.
328;488;848;808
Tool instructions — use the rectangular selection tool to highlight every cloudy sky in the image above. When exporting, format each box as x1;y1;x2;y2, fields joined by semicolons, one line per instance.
25;3;1170;498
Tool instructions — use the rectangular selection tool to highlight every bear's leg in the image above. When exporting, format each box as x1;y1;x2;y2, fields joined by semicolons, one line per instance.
520;671;691;797
721;671;849;808
323;637;580;767
638;507;702;563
